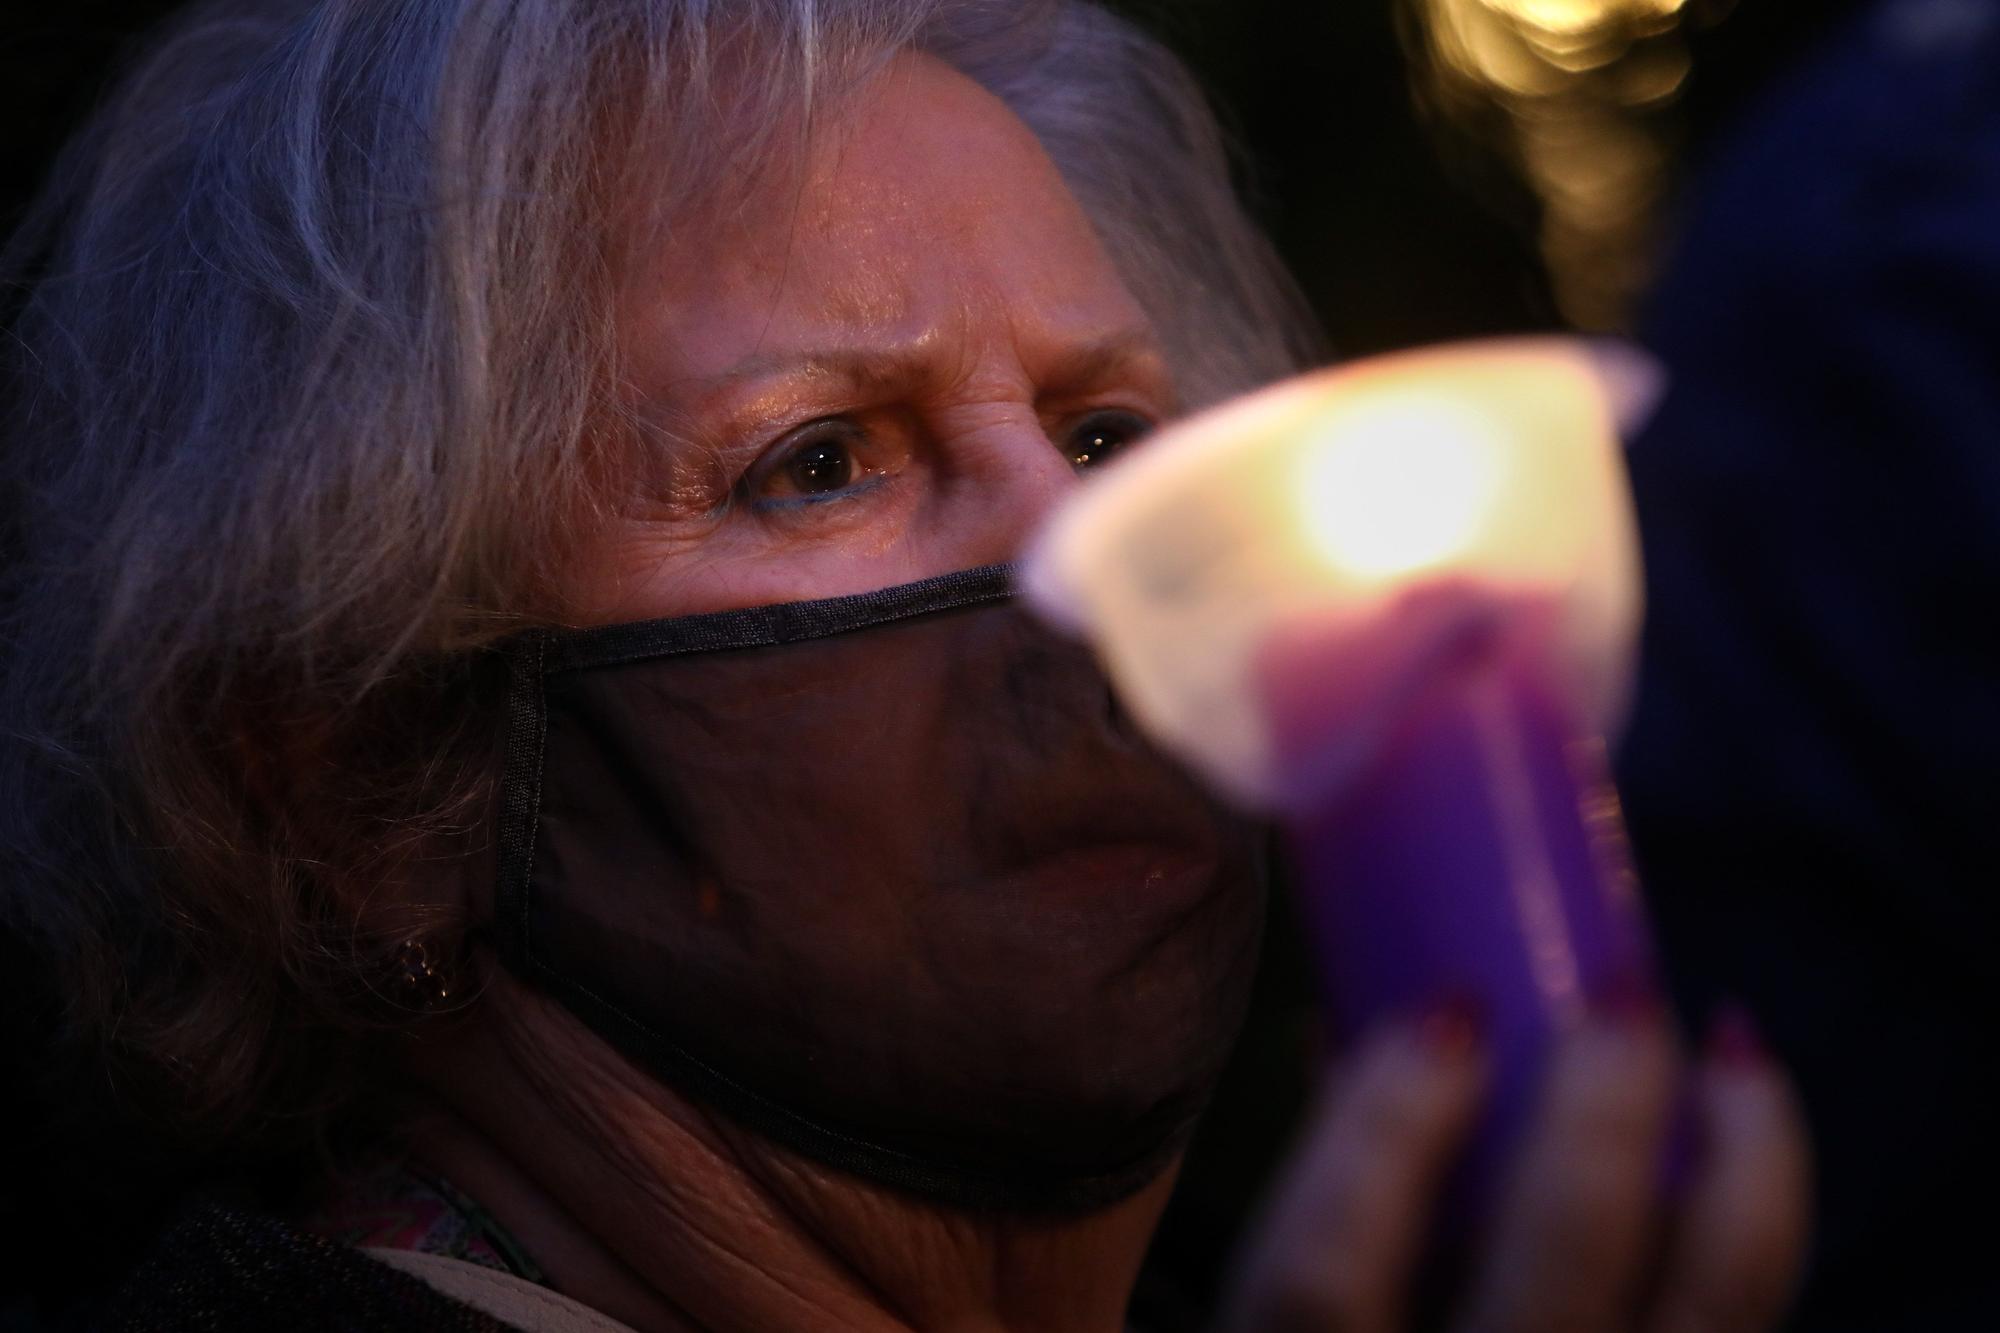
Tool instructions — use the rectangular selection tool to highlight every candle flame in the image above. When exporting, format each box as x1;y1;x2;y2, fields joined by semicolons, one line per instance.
1296;395;1508;581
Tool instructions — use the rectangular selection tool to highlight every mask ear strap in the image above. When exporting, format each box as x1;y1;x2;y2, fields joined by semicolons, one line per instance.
491;628;550;977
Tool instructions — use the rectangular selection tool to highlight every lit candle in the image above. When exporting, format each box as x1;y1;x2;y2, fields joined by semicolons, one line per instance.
1025;337;1664;1220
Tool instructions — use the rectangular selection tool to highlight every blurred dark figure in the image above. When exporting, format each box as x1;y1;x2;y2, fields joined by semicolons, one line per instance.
1618;0;2000;1327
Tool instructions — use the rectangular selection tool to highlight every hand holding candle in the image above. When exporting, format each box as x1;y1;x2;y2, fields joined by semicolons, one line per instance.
1024;337;1667;1223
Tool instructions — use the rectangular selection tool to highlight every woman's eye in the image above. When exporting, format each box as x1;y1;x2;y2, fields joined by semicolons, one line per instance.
1067;409;1153;470
743;420;886;513
786;438;856;494
736;418;900;516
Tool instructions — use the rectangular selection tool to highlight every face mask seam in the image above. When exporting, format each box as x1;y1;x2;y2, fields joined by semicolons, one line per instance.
539;563;1020;675
518;948;1183;1213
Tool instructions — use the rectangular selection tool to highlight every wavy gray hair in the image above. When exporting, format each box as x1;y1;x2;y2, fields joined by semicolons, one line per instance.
1;0;1317;1164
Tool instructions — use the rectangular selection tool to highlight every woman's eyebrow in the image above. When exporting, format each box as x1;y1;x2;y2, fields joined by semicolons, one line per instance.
676;328;1170;412
687;345;939;404
1037;330;1173;395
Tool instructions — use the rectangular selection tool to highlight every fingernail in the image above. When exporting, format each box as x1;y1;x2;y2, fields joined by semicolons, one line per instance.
1590;966;1664;1027
1707;1003;1768;1070
1414;992;1483;1062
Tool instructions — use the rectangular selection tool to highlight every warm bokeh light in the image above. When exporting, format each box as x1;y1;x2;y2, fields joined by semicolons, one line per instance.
1408;0;1707;329
1486;0;1685;38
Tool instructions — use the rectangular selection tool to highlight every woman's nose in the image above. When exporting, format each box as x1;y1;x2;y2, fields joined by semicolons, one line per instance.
947;420;1083;568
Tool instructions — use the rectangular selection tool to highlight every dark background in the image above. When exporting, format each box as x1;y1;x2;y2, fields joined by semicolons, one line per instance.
3;2;1865;351
10;1;1938;1330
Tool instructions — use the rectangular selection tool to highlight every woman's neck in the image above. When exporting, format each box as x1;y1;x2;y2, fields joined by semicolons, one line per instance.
404;975;1174;1333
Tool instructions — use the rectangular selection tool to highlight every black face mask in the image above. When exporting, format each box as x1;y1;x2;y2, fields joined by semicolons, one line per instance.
488;565;1266;1213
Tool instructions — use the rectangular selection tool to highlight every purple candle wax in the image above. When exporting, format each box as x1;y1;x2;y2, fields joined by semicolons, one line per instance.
1282;644;1657;1226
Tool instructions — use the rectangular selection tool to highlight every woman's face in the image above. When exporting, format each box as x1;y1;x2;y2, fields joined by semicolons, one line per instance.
514;52;1264;1197
577;52;1175;621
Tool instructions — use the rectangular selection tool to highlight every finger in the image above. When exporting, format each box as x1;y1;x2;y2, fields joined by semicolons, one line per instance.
1455;1000;1679;1333
1645;1009;1812;1333
1223;1006;1487;1333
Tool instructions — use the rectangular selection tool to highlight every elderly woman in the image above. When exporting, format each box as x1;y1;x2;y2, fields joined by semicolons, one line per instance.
0;1;1806;1330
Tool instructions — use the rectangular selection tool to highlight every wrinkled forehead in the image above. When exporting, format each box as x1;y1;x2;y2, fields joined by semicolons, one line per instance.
616;51;1145;393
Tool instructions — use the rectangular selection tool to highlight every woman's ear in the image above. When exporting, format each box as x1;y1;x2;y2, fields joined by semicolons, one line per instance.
222;670;501;1009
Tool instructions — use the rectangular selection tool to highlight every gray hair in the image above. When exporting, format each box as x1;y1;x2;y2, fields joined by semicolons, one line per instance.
0;0;1317;1162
